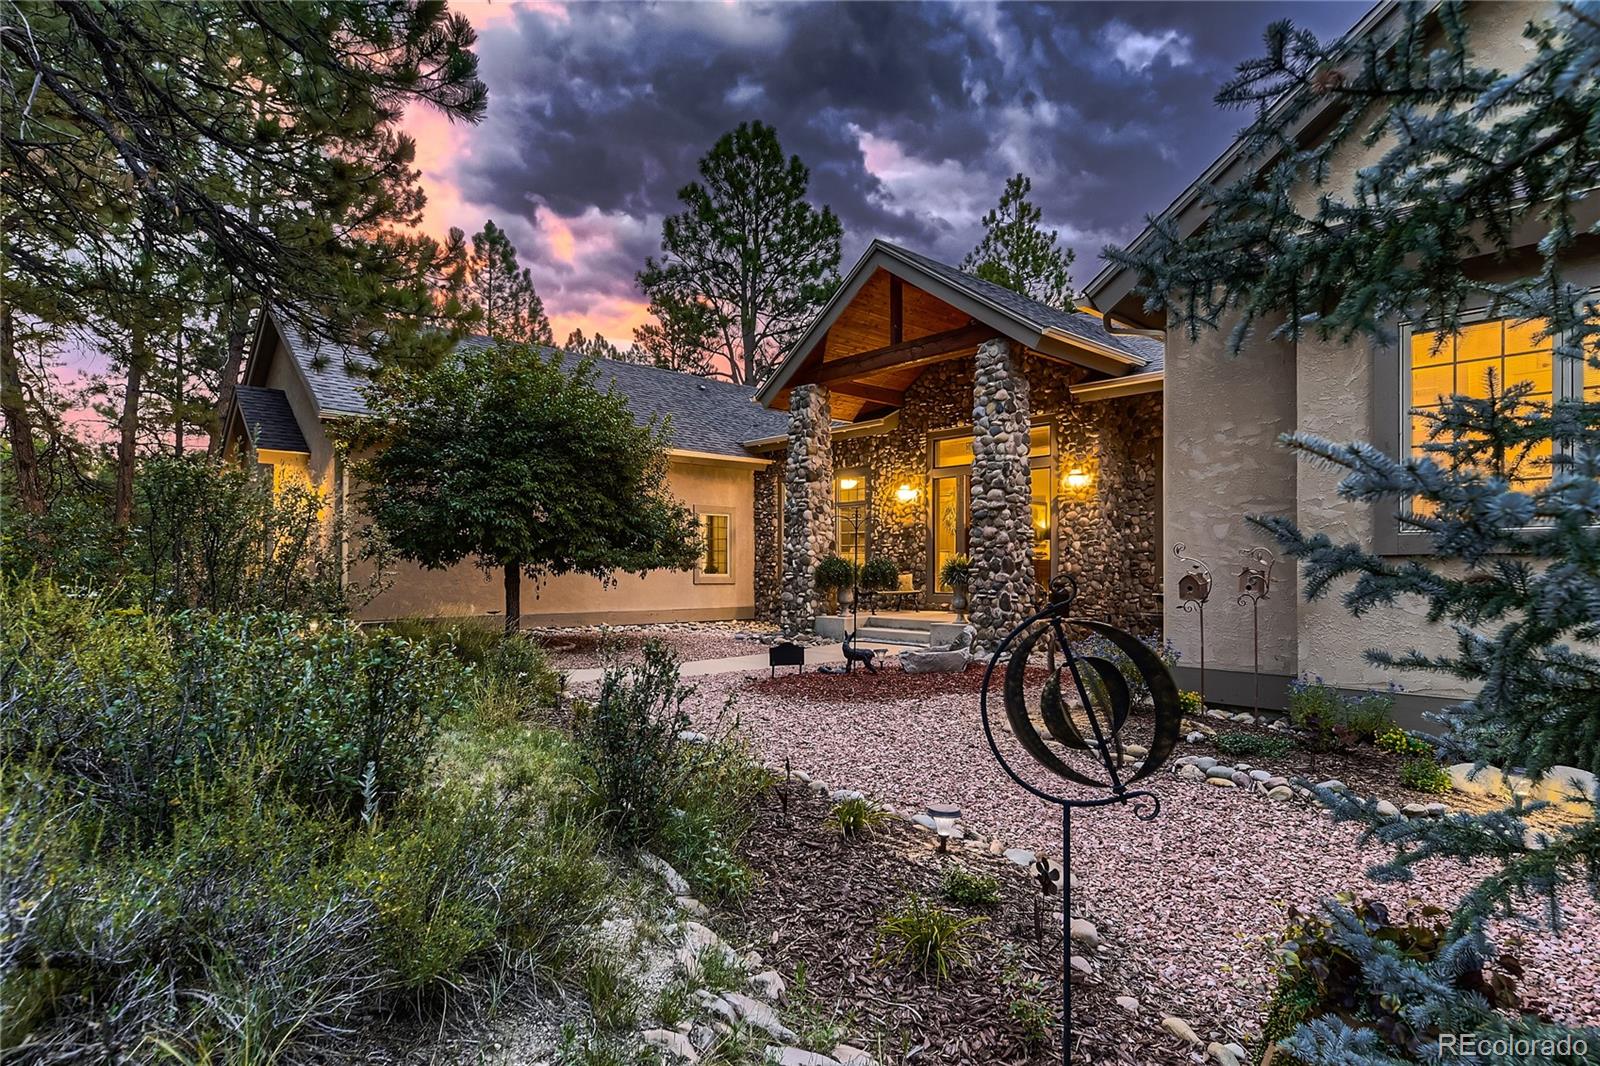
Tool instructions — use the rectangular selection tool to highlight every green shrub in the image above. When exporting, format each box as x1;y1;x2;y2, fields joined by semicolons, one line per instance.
577;640;695;849
1375;727;1434;759
659;733;768;903
1399;758;1453;794
1;583;465;840
876;897;984;979
1260;896;1527;1062
1286;677;1397;750
940;866;1002;906
1178;689;1204;717
1215;731;1296;760
815;554;857;591
1007;975;1054;1046
828;796;889;840
859;556;899;592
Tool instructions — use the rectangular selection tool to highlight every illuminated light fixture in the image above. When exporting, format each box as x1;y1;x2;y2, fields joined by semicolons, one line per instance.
895;483;919;503
839;477;860;491
1064;467;1092;490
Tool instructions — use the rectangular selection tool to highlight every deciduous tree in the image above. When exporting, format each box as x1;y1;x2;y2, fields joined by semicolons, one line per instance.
360;344;701;631
638;121;841;386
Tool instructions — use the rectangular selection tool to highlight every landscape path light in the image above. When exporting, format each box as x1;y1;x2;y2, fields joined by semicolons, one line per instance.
925;802;961;851
979;574;1183;1066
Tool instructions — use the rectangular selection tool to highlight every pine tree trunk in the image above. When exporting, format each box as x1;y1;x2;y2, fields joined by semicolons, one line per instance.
741;321;757;386
114;322;150;528
503;562;521;633
208;286;249;456
0;296;45;515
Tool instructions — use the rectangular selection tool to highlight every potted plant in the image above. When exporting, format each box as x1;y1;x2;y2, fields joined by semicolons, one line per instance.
815;554;857;615
940;554;972;621
859;556;899;612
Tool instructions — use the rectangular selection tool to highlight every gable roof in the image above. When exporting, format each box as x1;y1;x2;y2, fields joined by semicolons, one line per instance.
260;312;787;459
756;239;1161;411
1084;1;1401;328
232;385;309;452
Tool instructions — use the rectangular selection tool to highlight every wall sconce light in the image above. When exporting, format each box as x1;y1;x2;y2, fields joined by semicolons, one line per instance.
839;477;860;491
1063;467;1092;490
895;483;919;503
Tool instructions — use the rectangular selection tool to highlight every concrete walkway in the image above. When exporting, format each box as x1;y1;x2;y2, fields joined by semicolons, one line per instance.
560;639;902;686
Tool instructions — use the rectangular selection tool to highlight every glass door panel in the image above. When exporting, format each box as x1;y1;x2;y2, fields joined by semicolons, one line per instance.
1030;465;1052;590
932;475;966;595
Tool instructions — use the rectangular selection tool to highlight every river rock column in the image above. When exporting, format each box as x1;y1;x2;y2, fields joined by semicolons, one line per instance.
781;385;835;635
969;338;1035;649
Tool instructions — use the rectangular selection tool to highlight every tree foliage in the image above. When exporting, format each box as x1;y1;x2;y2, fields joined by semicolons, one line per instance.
961;173;1075;309
563;329;625;362
359;343;701;630
462;219;553;345
637;121;842;386
632;291;718;376
1113;3;1600;1062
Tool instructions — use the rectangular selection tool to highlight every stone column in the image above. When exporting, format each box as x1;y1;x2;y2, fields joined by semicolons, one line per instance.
781;384;834;635
968;339;1035;648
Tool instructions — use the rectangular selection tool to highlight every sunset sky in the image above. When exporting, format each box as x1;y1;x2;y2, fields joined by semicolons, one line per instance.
405;0;1362;347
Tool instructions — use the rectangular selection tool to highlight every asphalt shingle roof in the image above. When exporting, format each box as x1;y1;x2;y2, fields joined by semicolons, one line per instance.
233;386;309;452
879;242;1164;373
276;322;788;458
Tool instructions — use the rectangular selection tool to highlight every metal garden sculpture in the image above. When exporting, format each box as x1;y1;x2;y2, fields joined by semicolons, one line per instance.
1236;546;1276;713
1172;543;1213;703
979;577;1183;1064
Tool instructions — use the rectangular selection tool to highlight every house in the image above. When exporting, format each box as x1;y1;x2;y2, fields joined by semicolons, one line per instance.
224;309;787;626
752;239;1165;650
1084;0;1584;718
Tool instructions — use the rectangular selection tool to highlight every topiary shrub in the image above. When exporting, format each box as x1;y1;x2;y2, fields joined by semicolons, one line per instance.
814;554;857;591
859;556;899;592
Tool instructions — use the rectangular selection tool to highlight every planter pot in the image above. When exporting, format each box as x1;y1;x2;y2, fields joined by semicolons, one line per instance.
949;585;968;621
838;586;855;614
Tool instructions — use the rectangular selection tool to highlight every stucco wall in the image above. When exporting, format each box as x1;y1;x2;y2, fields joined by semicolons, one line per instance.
1162;315;1299;683
348;454;762;625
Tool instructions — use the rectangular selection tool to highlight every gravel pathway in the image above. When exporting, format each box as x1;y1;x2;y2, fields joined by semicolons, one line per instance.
533;622;775;671
680;668;1600;1044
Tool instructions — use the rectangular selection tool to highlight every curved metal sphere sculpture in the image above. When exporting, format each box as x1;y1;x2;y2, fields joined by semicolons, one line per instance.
979;579;1183;817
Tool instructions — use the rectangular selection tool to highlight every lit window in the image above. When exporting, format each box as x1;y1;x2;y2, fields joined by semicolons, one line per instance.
1030;466;1052;561
932;427;1050;468
1407;317;1556;501
700;513;730;576
835;469;867;566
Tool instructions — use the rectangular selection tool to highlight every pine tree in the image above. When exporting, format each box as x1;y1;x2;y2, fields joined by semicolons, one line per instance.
464;220;553;345
1114;4;1600;1062
637;121;842;386
961;173;1075;310
564;329;625;362
632;291;717;376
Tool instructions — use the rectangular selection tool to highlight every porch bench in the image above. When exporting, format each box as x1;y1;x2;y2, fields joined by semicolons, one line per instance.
872;571;920;611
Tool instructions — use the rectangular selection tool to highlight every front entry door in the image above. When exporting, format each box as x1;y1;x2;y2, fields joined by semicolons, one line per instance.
930;474;968;601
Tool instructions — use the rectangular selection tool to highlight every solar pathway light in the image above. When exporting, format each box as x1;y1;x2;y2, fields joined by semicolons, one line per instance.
925;802;962;851
979;574;1183;1066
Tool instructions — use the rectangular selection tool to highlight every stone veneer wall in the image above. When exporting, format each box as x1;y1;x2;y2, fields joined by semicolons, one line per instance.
1057;391;1163;634
821;354;1160;633
753;461;782;624
780;385;835;634
967;339;1036;648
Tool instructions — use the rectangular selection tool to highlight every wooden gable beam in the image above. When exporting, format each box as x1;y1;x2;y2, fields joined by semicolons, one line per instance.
889;276;903;345
826;380;904;407
809;322;999;386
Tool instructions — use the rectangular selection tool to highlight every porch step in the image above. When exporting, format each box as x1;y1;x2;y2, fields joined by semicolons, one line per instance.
864;614;940;631
853;625;934;647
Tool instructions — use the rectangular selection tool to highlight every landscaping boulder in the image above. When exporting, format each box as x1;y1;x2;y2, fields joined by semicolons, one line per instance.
1532;765;1597;807
1447;763;1508;798
899;647;971;673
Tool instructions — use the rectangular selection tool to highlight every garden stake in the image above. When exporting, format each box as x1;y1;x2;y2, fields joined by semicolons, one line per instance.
1172;544;1213;705
979;577;1183;1065
1235;547;1275;714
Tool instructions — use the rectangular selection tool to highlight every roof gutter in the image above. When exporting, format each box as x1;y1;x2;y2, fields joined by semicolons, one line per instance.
668;448;772;467
1070;371;1164;402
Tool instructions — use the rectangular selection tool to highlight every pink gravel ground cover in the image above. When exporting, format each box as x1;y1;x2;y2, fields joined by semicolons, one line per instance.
680;668;1600;1045
532;623;770;671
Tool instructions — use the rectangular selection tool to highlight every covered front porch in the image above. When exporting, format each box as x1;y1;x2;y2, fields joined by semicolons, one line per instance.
754;240;1166;648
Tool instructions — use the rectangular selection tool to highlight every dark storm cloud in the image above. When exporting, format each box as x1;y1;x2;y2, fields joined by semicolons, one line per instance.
454;0;1363;305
